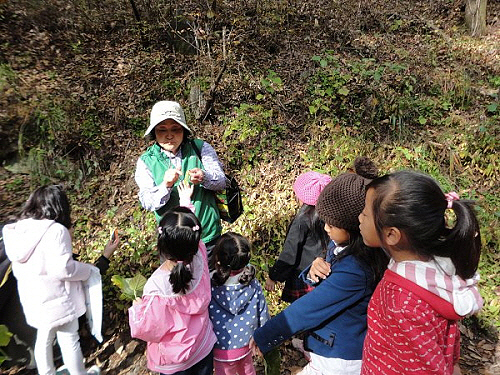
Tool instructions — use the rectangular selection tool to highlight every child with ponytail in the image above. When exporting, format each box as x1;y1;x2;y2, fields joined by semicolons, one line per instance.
359;170;483;375
129;181;217;375
209;232;270;375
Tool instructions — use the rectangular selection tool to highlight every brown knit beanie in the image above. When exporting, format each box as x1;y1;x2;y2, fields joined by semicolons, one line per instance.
316;157;378;231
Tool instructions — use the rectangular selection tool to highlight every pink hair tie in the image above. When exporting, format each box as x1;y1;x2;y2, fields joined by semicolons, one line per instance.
177;261;183;265
445;192;459;208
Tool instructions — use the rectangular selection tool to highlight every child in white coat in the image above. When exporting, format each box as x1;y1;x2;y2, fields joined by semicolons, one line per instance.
2;185;116;375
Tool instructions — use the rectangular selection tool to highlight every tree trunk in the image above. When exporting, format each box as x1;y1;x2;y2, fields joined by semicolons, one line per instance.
129;0;141;22
465;0;487;37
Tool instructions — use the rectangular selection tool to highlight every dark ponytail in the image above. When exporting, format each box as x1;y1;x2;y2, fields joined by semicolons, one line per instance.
237;265;256;286
170;262;194;294
157;206;201;294
212;232;254;287
369;171;481;280
444;199;481;279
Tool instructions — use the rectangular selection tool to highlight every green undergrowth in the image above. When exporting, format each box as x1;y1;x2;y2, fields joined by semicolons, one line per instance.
306;50;498;143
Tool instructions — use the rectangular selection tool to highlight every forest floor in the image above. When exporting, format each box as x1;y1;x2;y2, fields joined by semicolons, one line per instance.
1;0;500;374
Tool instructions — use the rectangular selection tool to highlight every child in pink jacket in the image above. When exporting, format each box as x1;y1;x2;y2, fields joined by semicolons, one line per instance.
129;181;217;375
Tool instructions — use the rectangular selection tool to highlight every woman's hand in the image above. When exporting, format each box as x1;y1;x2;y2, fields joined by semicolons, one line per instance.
187;168;204;185
249;337;262;357
163;166;182;188
103;232;120;259
177;180;194;206
265;277;276;292
307;257;331;283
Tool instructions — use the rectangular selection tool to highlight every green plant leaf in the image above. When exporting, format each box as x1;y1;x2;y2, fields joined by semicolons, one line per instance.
487;103;498;113
271;76;282;85
111;273;146;301
338;87;349;96
0;325;13;347
129;273;147;298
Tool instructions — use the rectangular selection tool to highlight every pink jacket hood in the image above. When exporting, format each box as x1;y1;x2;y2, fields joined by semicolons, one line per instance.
3;218;55;263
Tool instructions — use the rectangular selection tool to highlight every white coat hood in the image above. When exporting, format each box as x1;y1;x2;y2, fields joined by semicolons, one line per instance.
3;218;56;263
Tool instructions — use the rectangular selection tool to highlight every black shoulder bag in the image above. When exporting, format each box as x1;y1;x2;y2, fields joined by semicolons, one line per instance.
191;140;243;223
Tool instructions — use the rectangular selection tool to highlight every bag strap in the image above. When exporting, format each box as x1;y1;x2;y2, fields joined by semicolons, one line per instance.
190;139;204;162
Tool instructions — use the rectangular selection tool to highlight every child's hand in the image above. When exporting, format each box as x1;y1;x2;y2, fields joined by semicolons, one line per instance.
187;168;204;185
132;297;142;306
163;166;182;188
177;180;194;206
249;337;262;357
265;277;276;292
308;257;331;283
453;364;462;375
103;232;120;259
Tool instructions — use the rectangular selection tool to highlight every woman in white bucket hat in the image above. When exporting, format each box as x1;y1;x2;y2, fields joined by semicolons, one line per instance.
135;101;226;256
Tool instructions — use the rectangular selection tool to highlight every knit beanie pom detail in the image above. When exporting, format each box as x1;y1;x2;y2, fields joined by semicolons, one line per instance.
293;171;332;206
354;157;378;180
316;157;379;231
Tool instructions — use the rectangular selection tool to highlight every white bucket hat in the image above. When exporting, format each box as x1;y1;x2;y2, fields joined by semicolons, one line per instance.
144;101;192;137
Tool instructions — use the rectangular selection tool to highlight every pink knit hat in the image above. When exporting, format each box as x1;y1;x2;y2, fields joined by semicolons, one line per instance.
293;171;332;206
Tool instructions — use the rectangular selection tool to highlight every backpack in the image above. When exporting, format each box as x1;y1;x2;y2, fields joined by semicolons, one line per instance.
191;140;243;223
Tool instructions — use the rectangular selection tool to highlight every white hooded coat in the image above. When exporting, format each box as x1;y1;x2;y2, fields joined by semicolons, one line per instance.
2;218;94;330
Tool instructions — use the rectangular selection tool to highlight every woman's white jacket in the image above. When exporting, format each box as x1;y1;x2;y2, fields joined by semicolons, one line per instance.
3;218;94;329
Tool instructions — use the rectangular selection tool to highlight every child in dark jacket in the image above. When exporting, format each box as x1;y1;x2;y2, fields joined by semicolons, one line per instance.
265;171;331;302
251;158;389;375
209;232;270;375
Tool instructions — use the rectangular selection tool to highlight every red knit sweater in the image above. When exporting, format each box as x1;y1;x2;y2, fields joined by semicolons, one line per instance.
361;270;461;375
